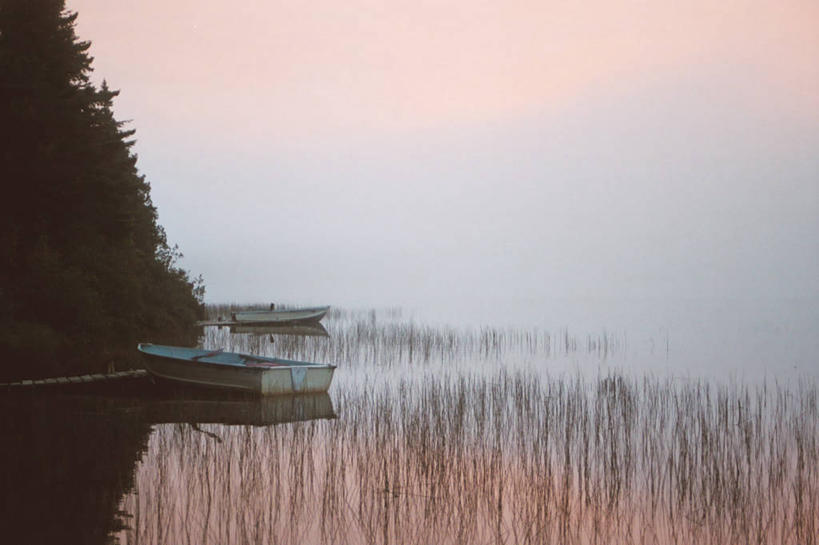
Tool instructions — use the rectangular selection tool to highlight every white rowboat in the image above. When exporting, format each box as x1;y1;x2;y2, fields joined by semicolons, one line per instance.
231;305;330;324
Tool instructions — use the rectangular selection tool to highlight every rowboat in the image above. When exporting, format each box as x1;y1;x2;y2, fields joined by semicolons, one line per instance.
137;343;336;395
231;305;330;324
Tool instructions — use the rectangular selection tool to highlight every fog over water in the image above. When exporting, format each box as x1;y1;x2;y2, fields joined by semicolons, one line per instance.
67;1;819;377
145;78;818;305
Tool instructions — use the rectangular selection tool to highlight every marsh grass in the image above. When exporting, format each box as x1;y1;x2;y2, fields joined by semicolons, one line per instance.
116;308;816;544
202;305;624;373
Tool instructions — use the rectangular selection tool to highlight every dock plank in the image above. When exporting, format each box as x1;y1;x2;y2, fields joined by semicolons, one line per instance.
2;369;149;389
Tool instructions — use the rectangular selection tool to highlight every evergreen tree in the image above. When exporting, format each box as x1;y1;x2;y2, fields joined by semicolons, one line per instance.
0;0;204;380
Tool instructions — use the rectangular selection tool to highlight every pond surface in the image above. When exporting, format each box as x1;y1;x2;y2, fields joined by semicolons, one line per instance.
1;300;817;544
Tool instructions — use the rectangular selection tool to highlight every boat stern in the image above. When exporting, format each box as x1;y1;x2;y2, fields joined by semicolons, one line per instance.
260;365;335;395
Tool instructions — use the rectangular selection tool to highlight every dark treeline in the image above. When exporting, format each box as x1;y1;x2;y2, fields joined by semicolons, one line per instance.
0;0;204;380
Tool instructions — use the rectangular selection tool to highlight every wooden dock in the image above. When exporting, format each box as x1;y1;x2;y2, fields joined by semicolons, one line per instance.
1;370;148;389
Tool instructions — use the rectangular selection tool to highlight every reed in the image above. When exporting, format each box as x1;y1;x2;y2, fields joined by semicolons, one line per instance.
202;305;625;373
115;308;817;545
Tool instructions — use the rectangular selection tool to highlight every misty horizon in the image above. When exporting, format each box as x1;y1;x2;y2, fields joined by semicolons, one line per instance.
66;1;818;312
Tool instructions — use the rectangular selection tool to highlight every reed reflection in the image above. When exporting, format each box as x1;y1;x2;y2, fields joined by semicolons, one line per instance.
117;370;817;545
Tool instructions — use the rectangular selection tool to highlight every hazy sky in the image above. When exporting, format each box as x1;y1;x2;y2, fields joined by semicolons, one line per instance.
67;0;818;309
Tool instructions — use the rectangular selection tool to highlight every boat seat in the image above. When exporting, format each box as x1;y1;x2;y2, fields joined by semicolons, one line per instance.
241;354;285;367
191;349;224;361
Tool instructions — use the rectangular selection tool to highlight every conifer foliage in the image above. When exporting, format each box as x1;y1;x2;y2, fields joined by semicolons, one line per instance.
0;0;205;379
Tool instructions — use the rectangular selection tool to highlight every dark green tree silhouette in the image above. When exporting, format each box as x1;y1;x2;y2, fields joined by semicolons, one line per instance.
0;0;204;380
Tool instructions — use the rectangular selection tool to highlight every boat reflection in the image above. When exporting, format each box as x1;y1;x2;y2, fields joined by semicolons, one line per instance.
229;322;330;337
136;390;336;426
0;388;336;545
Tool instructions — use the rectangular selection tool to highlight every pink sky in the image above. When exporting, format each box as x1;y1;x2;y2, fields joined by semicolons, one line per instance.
69;0;818;142
63;1;819;307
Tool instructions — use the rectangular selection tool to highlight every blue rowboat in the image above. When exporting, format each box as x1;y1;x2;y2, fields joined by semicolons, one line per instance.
137;343;336;395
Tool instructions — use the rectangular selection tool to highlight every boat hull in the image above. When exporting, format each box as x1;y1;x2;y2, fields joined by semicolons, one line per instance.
138;344;335;396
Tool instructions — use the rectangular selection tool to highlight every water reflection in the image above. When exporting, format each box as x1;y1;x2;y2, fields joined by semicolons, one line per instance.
3;307;817;544
116;371;817;545
137;390;335;426
0;393;151;545
229;322;330;337
0;389;334;545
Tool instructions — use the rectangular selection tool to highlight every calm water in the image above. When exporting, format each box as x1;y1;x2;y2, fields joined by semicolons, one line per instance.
1;299;817;544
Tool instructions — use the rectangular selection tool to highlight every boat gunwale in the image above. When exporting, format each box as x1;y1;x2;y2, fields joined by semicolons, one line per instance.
234;305;330;316
137;343;336;371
